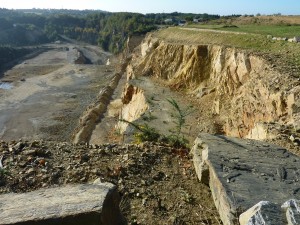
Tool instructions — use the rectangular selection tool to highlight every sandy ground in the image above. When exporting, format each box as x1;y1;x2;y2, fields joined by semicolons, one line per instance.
0;42;116;141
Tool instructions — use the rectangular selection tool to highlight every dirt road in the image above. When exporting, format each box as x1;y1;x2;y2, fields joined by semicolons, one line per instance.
0;42;116;141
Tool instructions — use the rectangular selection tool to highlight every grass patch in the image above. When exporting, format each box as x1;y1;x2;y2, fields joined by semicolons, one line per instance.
154;27;300;68
187;24;300;37
142;112;157;121
122;99;193;149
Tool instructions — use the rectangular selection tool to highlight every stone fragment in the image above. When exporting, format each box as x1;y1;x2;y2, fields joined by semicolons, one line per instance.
0;183;125;225
282;199;300;225
293;36;300;43
14;142;25;151
22;149;36;156
239;201;284;225
93;177;102;184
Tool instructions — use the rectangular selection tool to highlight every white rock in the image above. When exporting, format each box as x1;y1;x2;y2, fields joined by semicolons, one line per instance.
290;134;296;142
282;199;300;225
239;201;284;225
93;178;102;184
293;37;300;43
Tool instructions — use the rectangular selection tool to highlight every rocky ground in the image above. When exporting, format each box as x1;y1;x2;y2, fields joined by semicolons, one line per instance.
0;139;222;225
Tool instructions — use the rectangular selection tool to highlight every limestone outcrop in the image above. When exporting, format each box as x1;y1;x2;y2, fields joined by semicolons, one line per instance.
127;34;300;139
116;83;148;133
192;133;300;225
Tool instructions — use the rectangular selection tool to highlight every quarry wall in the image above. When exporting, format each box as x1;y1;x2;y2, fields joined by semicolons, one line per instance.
125;34;300;139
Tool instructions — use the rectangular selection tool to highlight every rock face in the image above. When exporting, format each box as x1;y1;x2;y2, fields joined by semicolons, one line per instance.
127;34;300;139
192;133;300;225
0;183;125;225
116;83;148;133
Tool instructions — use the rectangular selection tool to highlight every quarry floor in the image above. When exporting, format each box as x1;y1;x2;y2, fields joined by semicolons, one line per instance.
0;42;114;142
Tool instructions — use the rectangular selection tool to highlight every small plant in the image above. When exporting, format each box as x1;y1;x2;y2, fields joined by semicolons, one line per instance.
163;134;189;149
167;98;194;137
167;98;195;148
0;168;10;177
146;98;155;107
120;98;194;149
0;168;11;186
120;119;160;143
180;188;195;204
142;112;157;121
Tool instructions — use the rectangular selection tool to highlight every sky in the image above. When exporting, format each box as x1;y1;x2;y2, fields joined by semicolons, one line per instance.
0;0;299;15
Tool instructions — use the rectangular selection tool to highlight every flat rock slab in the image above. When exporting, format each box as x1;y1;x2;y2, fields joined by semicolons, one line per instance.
0;183;125;225
192;133;300;225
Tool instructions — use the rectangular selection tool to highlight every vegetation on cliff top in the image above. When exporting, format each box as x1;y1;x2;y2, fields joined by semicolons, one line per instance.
155;26;300;74
0;8;219;53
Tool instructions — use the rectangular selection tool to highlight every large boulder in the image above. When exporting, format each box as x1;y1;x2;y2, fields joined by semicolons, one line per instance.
192;133;300;225
0;183;125;225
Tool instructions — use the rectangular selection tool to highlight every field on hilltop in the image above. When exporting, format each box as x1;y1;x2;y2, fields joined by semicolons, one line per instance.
225;15;300;25
188;15;300;37
155;15;300;77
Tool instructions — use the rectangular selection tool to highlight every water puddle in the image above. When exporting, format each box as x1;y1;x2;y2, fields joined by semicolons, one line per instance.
0;82;13;90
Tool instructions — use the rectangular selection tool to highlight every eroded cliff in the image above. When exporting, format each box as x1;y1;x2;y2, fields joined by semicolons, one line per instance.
117;83;148;133
126;34;300;140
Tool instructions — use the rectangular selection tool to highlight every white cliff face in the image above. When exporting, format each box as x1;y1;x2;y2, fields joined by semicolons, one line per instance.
116;83;148;133
127;35;300;138
140;36;159;57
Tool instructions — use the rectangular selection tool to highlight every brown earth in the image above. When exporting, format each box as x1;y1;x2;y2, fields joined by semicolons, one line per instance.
0;140;222;225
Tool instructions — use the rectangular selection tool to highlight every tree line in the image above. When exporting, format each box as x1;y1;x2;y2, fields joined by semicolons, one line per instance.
0;8;220;53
